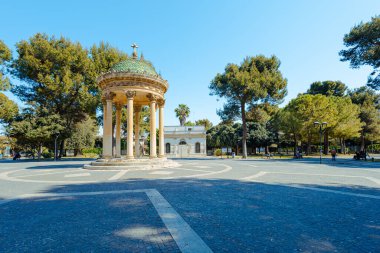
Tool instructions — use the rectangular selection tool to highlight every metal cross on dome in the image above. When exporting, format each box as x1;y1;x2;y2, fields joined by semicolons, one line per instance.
131;43;138;58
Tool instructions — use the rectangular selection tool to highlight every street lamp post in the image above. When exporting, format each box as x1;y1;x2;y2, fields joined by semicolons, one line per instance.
314;121;327;164
54;133;60;161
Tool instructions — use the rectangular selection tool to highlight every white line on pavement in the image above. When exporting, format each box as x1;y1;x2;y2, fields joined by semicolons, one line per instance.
0;188;213;253
145;189;213;253
108;170;129;181
288;184;380;200
241;171;267;180
64;173;91;178
15;169;80;178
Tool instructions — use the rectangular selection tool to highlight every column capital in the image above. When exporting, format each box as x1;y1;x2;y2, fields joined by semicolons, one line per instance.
158;99;165;107
147;93;159;102
126;90;136;99
103;91;115;101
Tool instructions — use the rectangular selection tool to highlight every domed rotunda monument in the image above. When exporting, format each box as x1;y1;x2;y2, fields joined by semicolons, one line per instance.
85;43;176;170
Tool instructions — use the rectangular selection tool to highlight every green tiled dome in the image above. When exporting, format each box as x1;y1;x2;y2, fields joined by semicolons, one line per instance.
110;58;159;77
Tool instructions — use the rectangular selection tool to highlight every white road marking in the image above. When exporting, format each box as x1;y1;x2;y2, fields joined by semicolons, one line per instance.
16;169;79;178
241;171;267;181
165;164;232;179
265;171;380;186
108;170;129;181
64;173;91;178
150;171;174;175
172;167;214;173
145;189;213;253
247;164;258;167
288;184;380;200
194;166;210;169
0;189;213;253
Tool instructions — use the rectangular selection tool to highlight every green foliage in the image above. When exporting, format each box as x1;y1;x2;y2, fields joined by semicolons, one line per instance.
175;104;190;126
184;121;195;126
307;81;347;97
210;55;287;158
82;147;102;155
66;116;98;154
7;106;64;154
41;152;53;159
349;87;380;143
214;149;222;156
330;96;363;140
340;16;380;90
195;119;213;130
11;33;97;142
0;93;18;123
368;144;380;152
0;40;12;91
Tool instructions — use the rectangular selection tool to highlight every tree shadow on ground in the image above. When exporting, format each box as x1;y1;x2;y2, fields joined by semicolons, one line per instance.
1;177;379;252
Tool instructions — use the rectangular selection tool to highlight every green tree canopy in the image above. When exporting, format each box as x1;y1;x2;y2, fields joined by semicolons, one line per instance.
349;87;380;148
340;16;380;90
11;33;97;153
175;104;190;126
0;93;18;123
7;106;64;158
66;115;98;155
195;119;213;130
210;55;287;158
0;40;12;91
307;80;348;97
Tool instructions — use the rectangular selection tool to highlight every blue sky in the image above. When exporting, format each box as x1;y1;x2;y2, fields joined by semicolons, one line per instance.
1;0;379;126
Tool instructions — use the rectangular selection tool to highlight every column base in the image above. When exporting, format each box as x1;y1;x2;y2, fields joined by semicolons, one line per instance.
158;154;166;158
149;155;157;159
126;155;134;160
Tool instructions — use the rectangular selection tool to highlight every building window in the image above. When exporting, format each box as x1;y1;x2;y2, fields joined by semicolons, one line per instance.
195;142;201;153
179;139;187;145
166;143;171;154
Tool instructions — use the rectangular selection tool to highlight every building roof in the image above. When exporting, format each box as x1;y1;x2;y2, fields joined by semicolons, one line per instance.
109;58;159;78
164;126;206;135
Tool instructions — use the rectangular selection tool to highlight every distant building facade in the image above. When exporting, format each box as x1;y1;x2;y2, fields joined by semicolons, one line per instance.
164;126;207;157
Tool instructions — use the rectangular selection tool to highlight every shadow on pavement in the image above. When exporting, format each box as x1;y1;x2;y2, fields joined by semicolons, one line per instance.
1;177;379;252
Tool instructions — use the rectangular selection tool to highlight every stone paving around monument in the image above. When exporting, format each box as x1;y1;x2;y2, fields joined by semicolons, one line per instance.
0;158;379;252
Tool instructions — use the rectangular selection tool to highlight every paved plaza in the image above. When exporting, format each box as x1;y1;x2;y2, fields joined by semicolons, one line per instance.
0;158;379;252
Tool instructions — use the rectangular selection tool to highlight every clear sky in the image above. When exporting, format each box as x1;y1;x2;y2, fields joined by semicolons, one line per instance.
1;0;379;126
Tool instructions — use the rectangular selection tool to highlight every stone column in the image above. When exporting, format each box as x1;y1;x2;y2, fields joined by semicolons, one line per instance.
147;94;158;158
126;91;136;159
102;99;107;158
134;105;142;158
158;99;165;158
115;103;122;158
104;92;114;159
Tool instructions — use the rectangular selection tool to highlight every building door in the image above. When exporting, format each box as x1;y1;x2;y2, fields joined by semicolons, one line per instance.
178;139;188;158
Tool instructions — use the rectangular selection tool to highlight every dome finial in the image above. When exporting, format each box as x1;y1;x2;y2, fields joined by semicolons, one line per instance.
131;43;138;59
140;52;144;61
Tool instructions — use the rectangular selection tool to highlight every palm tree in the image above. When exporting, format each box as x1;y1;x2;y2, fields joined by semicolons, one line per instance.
175;104;190;126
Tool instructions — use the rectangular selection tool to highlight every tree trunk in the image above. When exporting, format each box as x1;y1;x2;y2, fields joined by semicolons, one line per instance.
241;102;248;158
59;139;65;158
37;144;42;160
323;129;329;155
342;138;346;154
360;130;365;151
265;146;269;154
339;138;343;154
306;134;311;156
293;136;297;157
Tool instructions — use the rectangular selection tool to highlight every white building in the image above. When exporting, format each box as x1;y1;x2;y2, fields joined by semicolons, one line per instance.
164;126;207;157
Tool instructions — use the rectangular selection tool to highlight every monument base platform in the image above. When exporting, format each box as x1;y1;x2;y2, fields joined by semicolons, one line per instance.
83;157;180;170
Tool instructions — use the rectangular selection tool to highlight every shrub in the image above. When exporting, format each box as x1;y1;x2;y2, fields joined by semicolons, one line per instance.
83;153;99;158
42;152;53;159
214;149;222;156
82;148;102;155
